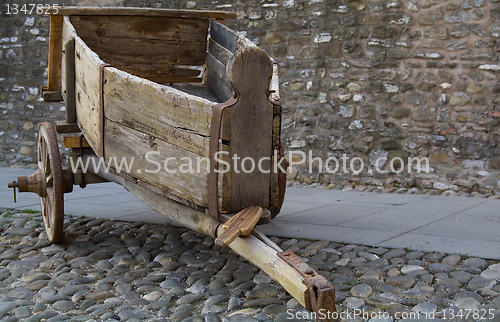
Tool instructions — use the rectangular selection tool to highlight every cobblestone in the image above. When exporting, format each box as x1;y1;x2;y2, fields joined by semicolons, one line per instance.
0;209;499;321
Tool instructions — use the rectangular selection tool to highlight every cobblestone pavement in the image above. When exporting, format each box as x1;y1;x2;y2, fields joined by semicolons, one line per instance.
0;209;499;322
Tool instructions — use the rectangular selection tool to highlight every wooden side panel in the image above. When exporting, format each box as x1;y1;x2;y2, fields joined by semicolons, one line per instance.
104;67;213;137
228;47;274;210
69;15;209;83
104;68;212;157
104;120;208;207
103;67;232;211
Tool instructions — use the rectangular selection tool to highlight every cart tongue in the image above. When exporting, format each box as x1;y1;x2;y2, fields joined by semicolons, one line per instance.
215;206;336;322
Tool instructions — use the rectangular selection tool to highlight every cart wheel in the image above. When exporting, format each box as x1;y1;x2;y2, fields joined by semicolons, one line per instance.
38;122;65;243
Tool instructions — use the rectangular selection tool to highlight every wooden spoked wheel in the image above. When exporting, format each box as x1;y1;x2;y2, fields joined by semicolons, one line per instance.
38;122;65;243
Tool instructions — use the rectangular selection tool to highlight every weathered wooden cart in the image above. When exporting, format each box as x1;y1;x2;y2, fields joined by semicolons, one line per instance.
9;7;335;320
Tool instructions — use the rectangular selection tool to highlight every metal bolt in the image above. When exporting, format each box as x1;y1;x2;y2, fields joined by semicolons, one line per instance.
305;269;313;274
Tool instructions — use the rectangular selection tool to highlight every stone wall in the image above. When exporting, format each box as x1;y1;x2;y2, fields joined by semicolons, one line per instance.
2;0;500;193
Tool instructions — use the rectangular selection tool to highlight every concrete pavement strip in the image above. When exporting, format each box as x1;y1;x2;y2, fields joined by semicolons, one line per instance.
1;167;500;259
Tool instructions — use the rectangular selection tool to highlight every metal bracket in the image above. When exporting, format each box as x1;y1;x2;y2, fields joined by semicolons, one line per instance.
79;134;86;189
208;90;239;221
99;63;111;159
278;250;336;322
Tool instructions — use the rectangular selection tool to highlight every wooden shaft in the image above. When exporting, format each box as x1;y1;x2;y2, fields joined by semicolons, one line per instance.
64;37;76;124
221;226;309;308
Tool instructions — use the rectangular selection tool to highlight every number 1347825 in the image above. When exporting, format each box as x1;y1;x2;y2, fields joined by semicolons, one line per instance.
5;4;59;15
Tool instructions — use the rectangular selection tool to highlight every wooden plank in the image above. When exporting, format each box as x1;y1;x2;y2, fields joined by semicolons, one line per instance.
136;179;205;213
74;36;104;108
210;19;238;53
75;81;101;154
210;20;256;53
144;76;202;84
55;120;80;134
64;37;76;123
110;62;202;84
219;208;271;225
104;96;210;157
42;91;63;102
169;83;222;103
83;156;220;236
48;15;63;91
215;206;263;247
104;119;209;207
54;7;237;20
70;16;209;42
81;37;207;67
103;67;214;146
228;47;274;211
208;39;233;66
205;52;233;102
63;136;90;148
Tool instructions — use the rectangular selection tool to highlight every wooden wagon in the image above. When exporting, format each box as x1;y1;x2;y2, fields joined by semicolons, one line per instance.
9;7;335;320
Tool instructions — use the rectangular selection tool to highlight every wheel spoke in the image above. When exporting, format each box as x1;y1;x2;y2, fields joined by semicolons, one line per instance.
41;197;46;217
44;146;51;175
46;173;53;187
42;140;46;166
45;188;53;228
